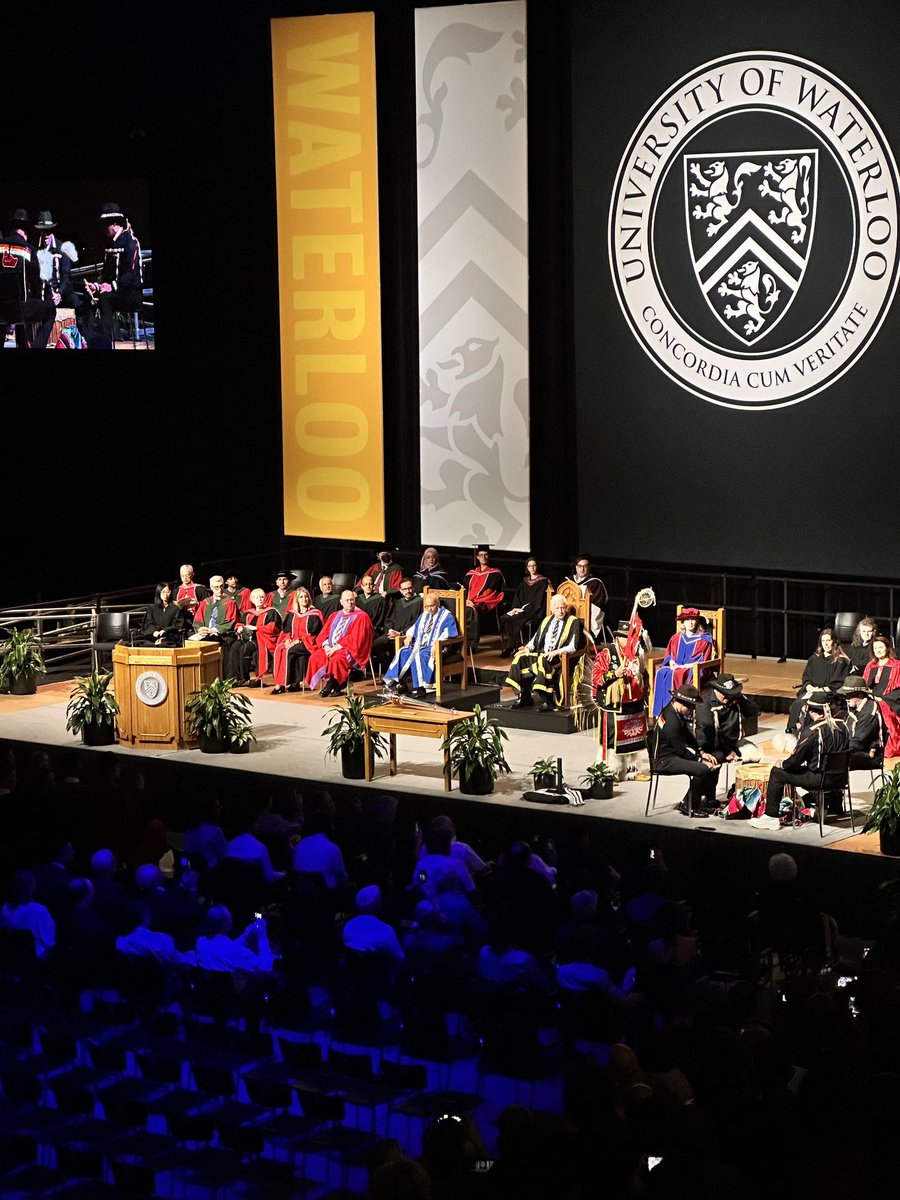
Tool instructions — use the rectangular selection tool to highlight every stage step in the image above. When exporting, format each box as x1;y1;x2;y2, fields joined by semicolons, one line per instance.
433;683;501;711
486;702;578;735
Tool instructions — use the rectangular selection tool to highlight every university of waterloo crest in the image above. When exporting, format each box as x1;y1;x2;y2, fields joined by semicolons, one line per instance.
609;52;899;410
685;151;817;345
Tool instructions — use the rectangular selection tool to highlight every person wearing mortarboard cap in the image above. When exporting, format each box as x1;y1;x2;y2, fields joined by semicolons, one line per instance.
464;545;505;653
696;673;762;765
0;208;56;350
651;607;715;719
756;688;850;829
84;200;143;343
652;683;721;816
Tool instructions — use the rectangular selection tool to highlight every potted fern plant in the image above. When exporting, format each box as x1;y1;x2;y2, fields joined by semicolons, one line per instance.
65;670;119;746
442;704;510;795
863;764;900;856
0;626;45;695
530;756;558;790
580;761;615;799
185;677;255;754
322;682;385;779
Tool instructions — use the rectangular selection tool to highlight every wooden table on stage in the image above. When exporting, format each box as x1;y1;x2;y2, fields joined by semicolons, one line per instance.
362;702;470;790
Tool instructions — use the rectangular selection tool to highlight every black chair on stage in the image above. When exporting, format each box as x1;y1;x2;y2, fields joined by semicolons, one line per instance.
90;609;133;671
833;612;865;648
289;568;313;590
331;572;356;592
806;749;855;838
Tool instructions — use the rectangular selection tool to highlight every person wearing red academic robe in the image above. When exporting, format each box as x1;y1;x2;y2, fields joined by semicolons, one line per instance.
271;590;323;693
191;578;239;646
306;591;375;697
863;635;900;757
465;548;505;652
358;550;404;596
651;608;714;718
227;589;281;687
265;572;294;620
174;564;208;624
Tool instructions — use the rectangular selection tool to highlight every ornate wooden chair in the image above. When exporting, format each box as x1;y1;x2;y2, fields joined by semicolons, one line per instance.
647;605;726;715
422;587;470;701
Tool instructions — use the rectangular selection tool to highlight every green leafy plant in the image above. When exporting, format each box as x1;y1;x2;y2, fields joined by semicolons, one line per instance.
580;761;615;788
0;626;45;686
530;756;557;777
322;683;386;760
185;677;255;748
65;670;119;735
441;704;511;782
863;764;900;839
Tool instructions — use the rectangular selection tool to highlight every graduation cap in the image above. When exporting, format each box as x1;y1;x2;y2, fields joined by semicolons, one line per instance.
472;542;493;564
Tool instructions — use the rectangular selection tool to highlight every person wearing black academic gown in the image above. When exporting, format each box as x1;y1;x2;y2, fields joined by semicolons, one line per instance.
499;557;550;656
141;582;189;647
786;627;850;735
653;684;720;814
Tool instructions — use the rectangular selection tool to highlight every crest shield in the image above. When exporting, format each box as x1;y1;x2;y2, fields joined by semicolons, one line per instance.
684;150;818;346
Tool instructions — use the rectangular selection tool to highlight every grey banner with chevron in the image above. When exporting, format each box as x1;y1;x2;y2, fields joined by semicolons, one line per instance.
415;1;530;553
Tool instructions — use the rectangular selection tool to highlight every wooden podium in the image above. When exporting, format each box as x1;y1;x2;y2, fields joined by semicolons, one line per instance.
113;643;222;750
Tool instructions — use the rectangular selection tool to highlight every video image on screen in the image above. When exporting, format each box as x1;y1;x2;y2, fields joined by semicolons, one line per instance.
0;181;152;350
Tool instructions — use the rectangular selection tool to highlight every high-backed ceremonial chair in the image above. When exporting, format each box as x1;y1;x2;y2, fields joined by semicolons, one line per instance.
331;572;356;592
422;587;470;701
289;568;313;590
545;581;590;709
647;605;725;716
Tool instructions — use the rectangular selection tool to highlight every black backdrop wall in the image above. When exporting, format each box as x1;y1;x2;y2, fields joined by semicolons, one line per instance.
2;0;897;609
571;0;900;578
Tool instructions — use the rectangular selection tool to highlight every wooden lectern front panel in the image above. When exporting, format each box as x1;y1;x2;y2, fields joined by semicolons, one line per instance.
113;643;223;750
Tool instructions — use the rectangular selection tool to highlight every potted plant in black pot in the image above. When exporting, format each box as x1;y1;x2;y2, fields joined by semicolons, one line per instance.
323;683;386;779
863;764;900;856
580;761;615;799
185;677;255;754
442;704;511;795
530;756;558;790
0;626;45;696
65;670;119;746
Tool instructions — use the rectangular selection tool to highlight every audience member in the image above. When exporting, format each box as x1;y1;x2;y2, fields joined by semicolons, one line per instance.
195;904;274;974
292;807;348;888
1;868;55;957
342;885;404;963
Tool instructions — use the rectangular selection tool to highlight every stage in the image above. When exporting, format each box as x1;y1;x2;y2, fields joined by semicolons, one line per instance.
0;666;884;851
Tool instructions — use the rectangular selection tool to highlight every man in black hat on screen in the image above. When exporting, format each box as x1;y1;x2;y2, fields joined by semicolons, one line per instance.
0;209;56;349
84;201;142;342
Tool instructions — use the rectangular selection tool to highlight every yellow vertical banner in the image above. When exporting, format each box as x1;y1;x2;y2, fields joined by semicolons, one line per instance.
271;13;384;541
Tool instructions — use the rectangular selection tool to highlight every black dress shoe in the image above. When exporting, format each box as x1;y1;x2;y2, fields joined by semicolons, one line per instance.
271;686;285;695
413;687;426;699
538;701;555;713
245;679;262;689
287;683;300;693
319;680;334;698
511;695;531;709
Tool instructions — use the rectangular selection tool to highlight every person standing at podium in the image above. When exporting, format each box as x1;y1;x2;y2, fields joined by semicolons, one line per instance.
140;582;188;647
